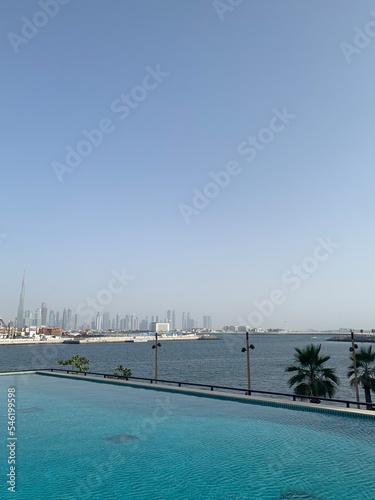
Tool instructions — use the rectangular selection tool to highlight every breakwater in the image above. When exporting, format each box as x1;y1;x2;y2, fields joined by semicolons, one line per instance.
327;334;375;343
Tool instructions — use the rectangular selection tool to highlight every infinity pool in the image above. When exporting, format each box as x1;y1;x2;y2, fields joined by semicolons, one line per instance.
1;374;374;499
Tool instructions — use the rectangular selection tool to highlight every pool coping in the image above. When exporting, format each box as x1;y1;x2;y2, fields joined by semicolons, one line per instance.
3;370;373;418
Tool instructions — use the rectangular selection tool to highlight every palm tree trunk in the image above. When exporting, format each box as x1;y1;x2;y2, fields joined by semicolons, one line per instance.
364;386;373;411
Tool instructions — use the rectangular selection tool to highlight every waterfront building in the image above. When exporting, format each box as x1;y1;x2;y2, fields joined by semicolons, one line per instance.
149;322;170;333
39;326;63;336
74;314;79;330
116;314;121;330
172;310;176;330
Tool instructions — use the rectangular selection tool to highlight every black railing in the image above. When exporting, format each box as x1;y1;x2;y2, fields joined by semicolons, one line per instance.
24;368;373;411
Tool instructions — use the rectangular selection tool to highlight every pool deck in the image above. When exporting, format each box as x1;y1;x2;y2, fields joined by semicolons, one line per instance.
3;370;374;418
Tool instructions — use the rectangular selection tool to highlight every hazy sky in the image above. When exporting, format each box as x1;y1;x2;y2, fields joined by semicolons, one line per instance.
1;0;374;330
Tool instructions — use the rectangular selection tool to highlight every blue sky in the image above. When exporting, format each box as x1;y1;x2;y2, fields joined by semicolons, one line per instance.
0;0;374;330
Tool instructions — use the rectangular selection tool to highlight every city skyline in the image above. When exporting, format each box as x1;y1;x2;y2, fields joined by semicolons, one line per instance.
1;1;374;332
7;271;214;330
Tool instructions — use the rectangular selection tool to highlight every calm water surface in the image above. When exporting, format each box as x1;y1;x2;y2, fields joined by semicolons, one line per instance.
0;334;371;401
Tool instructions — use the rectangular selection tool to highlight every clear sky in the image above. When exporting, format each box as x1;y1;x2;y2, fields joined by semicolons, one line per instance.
0;0;374;330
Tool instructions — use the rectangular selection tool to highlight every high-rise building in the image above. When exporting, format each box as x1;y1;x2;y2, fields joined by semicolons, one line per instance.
95;312;102;331
34;308;42;327
49;310;55;327
67;309;73;330
171;310;176;330
116;314;121;330
55;311;60;327
134;316;139;331
182;312;186;330
130;314;135;331
74;314;79;330
16;271;25;330
62;309;68;330
41;302;48;326
203;316;213;329
186;312;195;329
103;312;110;330
24;310;33;327
167;309;172;325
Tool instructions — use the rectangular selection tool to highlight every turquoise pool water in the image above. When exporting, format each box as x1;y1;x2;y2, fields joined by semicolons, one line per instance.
1;374;374;499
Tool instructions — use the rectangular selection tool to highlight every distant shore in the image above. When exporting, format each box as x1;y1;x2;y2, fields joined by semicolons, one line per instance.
1;331;373;346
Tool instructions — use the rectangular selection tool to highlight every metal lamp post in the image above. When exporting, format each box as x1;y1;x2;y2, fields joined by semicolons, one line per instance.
152;332;162;384
241;331;255;395
349;330;360;409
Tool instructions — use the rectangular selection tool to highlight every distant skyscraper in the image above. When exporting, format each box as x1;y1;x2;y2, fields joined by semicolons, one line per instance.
62;309;68;330
41;302;48;326
116;314;121;330
103;312;110;330
74;314;79;330
16;271;25;330
167;309;172;325
49;310;55;327
95;312;102;331
182;312;186;330
24;310;33;327
203;316;213;329
172;310;176;330
35;308;42;327
56;311;60;327
67;309;72;330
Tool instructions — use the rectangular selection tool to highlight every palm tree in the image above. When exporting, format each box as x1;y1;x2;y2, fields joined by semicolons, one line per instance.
114;365;132;378
285;344;339;402
348;346;375;410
